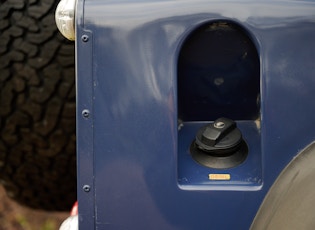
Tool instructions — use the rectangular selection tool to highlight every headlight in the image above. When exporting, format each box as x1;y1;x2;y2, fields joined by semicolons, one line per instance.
55;0;76;41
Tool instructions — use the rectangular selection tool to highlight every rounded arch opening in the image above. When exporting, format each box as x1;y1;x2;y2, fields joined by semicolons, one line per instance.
177;20;260;121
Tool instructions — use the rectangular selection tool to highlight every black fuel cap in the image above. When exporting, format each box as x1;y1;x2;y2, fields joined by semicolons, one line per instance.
195;117;242;155
191;117;248;169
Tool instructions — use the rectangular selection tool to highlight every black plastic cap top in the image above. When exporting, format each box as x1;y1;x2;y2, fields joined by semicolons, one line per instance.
195;117;242;154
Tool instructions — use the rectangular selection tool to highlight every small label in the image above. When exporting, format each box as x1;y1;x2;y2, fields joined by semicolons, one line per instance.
209;174;231;180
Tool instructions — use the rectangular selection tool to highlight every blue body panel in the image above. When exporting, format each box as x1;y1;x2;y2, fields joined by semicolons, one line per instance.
76;1;315;229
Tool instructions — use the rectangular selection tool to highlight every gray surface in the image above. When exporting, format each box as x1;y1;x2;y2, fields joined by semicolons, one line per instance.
251;142;315;230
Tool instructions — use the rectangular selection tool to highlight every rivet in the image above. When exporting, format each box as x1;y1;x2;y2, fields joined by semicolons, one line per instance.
83;185;90;192
82;109;90;118
81;35;89;42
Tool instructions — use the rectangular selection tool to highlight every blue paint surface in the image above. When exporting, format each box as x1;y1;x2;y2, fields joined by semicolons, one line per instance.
76;1;315;229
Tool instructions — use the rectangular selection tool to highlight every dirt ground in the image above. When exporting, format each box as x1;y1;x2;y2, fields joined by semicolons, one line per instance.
0;185;68;230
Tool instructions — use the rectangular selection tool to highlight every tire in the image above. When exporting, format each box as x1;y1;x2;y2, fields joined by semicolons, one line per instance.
0;0;76;211
251;142;315;230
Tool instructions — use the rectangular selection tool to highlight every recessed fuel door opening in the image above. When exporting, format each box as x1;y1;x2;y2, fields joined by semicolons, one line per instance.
177;20;262;189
